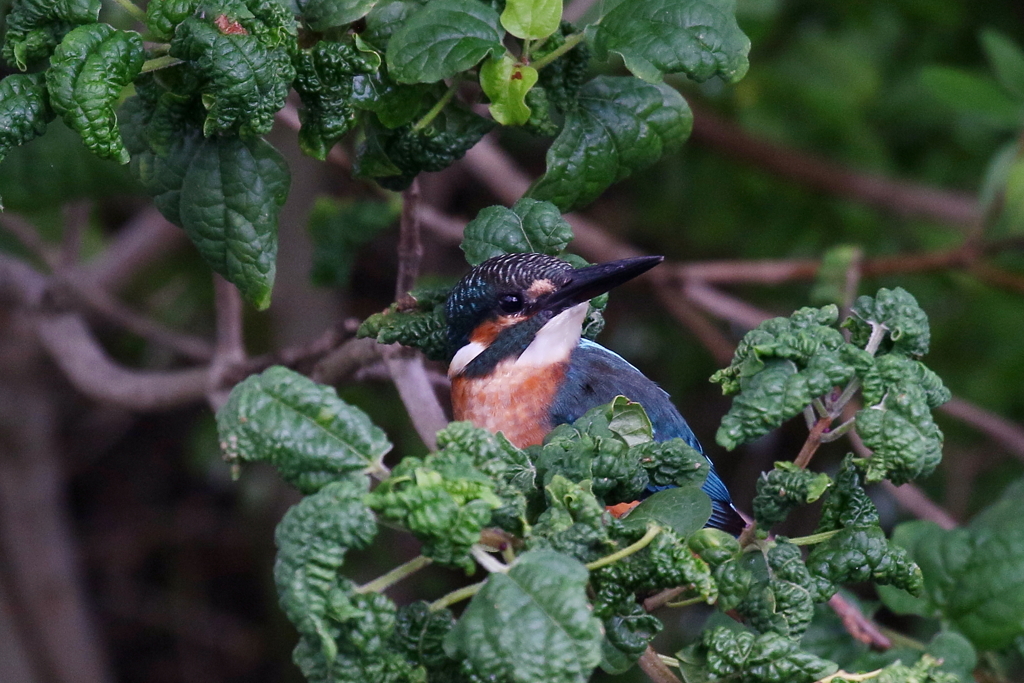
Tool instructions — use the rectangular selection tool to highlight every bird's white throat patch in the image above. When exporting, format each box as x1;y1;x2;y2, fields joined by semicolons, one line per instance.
448;303;589;377
516;302;588;367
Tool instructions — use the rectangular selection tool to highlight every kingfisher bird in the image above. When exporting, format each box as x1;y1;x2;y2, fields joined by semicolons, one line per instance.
445;252;745;534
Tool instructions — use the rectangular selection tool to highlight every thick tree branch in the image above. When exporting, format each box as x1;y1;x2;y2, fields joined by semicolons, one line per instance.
939;396;1024;463
82;206;186;292
207;275;247;410
33;313;209;411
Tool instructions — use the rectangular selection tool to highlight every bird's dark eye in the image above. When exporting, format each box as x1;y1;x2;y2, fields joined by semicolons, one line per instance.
498;293;524;314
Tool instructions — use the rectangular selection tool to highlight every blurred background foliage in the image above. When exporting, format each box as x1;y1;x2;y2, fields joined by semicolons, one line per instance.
2;0;1024;681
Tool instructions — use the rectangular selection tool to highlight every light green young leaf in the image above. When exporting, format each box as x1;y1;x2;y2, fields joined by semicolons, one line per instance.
46;24;144;164
501;0;562;40
217;366;392;492
480;53;539;126
444;550;604;683
461;197;573;264
0;72;54;169
593;0;749;84
981;28;1024;101
297;0;379;30
528;75;692;211
919;66;1023;131
1;0;100;69
386;0;504;83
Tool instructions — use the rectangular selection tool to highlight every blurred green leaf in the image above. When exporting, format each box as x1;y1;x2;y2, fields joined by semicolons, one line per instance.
980;28;1024;101
920;65;1022;130
307;196;399;288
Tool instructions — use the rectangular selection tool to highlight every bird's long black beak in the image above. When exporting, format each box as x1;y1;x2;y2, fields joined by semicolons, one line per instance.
541;255;664;314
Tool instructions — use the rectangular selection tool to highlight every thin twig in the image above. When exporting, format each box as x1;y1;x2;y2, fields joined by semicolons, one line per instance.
638;646;682;683
793;416;833;469
83;207;186;292
0;212;55;268
879;482;959;530
827;593;892;650
207;275;246;410
60;200;91;268
940;396;1024;462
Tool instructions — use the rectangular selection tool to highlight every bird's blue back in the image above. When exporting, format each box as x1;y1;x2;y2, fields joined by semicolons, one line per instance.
550;339;742;532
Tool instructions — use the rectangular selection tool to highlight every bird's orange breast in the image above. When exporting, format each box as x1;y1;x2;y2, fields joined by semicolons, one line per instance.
451;360;567;448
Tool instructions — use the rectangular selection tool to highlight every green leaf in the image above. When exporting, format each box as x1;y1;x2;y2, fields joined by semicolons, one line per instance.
461;198;573;265
351;71;434;128
293;40;380;160
622;486;712;537
690;626;838;683
980;29;1024;102
386;0;504;84
297;0;379;31
805;526;923;603
444;550;604;683
919;66;1023;131
480;53;539;126
854;383;945;485
593;0;750;84
217;366;392;493
45;24;144;164
361;0;420;50
170;7;297;137
1;0;100;70
528;75;692;212
600;602;662;674
145;0;199;42
635;437;709;490
274;477;377;655
532;22;591;118
0;72;54;170
846;287;932;357
925;630;976;682
500;0;561;40
357;285;451;361
307;196;399;288
752;462;832;529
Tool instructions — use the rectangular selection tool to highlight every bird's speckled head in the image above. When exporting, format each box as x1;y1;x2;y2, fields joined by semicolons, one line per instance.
445;253;573;359
444;252;664;378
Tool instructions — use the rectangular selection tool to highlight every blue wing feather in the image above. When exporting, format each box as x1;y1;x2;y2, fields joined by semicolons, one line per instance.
552;340;744;534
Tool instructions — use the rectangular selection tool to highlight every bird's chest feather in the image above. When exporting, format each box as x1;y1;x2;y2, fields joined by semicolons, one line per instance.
451;360;567;448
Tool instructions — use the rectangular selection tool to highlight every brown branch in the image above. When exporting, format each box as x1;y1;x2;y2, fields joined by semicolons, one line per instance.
690;104;980;229
939;396;1024;463
82;206;186;292
0;211;56;268
681;280;775;329
879;481;959;530
33;313;209;411
311;337;383;385
638;646;682;683
793;416;833;469
207;275;247;410
59;200;90;268
827;593;892;650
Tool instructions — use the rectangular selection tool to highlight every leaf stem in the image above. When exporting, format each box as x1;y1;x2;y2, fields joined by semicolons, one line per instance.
829;378;861;419
429;579;486;611
586;524;661;571
353;555;432;594
665;595;707;608
412;78;460;132
141;55;183;73
816;670;883;683
658;654;680;669
787;529;841;546
471;545;509;573
819;417;856;443
864;322;888;355
530;32;584;70
109;0;148;23
793;415;833;469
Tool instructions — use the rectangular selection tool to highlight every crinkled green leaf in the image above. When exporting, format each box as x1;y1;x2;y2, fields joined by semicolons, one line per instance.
273;477;377;657
444;550;604;683
600;601;662;674
500;0;561;40
854;384;945;485
146;0;199;42
123;83;290;308
217;366;392;492
713;558;754;612
815;456;879;532
593;0;750;84
46;23;144;164
308;196;399;288
805;526;923;603
0;72;54;177
351;70;434;128
1;0;99;69
357;285;451;361
480;53;539;126
297;0;379;30
170;6;296;137
752;462;831;529
739;579;815;641
528;476;614;563
981;29;1024;101
461;198;573;265
689;626;838;683
622;486;712;538
386;0;504;83
354;106;495;190
846;287;932;357
688;527;741;568
392;601;465;679
361;0;420;50
635;437;709;489
532;22;590;119
367;439;503;572
591;525;716;613
293;39;380;160
528;75;692;211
